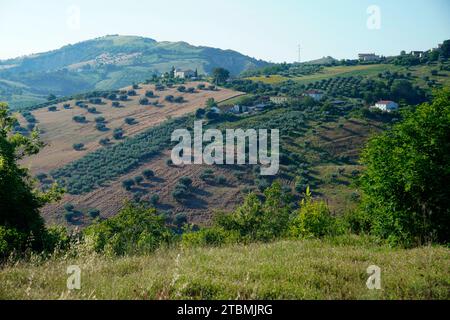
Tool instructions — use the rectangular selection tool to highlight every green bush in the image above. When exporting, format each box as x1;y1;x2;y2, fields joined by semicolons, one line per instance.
289;187;339;238
182;227;239;247
215;182;290;242
83;203;173;256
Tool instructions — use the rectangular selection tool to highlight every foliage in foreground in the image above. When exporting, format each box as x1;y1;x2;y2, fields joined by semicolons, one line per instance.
0;103;62;258
83;203;173;256
360;89;450;246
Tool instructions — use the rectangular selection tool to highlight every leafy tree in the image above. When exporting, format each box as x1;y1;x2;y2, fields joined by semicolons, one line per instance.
360;89;450;245
195;108;205;118
212;68;230;85
122;179;135;190
88;208;100;219
73;143;85;151
139;97;149;105
142;169;154;179
206;98;217;108
0;103;62;256
134;175;144;185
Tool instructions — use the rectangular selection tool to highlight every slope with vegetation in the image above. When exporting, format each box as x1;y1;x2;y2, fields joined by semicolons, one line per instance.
0;85;449;300
0;35;268;109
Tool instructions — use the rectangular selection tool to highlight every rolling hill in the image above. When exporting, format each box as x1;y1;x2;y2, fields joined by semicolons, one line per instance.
0;35;269;109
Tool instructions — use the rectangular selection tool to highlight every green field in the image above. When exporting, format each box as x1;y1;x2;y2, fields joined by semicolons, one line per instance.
247;64;400;84
0;236;448;300
246;62;450;90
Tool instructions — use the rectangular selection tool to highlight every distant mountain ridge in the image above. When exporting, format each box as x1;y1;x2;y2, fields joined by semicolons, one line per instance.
0;35;269;109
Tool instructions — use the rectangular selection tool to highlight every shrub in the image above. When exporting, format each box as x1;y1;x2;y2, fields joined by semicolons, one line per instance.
215;175;227;185
113;128;124;140
124;117;136;125
95;123;107;131
87;107;97;114
145;90;154;98
64;203;75;212
182;227;239;247
165;95;174;102
35;172;48;182
177;86;186;92
99;138;110;146
72;115;86;123
179;176;192;187
174;213;188;226
83;203;173;256
195;108;205;118
73;143;84;151
134;175;144;185
149;194;159;206
174;96;184;103
139;97;149;105
215;182;290;242
112;101;120;107
95;116;105;123
48;106;57;112
142;169;154;179
127;90;136;96
289;187;338;238
88;209;100;219
122;179;135;190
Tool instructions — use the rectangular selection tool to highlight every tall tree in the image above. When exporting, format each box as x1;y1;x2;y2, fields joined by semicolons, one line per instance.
360;89;450;246
0;103;62;254
212;67;230;85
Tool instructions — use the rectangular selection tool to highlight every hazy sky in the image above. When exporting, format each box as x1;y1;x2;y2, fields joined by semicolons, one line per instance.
0;0;449;62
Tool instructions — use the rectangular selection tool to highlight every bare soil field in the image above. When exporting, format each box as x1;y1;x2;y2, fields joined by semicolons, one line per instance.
42;150;255;227
19;82;243;173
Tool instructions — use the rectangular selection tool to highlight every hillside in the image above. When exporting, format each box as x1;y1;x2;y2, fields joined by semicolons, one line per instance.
0;35;269;109
0;236;448;299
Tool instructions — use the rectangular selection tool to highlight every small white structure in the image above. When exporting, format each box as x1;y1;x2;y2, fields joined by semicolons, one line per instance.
358;53;380;61
210;106;222;114
374;100;399;112
174;69;195;79
229;105;248;114
410;51;424;58
270;96;289;105
303;89;324;101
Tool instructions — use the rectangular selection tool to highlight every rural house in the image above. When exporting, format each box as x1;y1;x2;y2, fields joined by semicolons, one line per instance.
373;100;399;112
303;89;324;101
358;53;380;61
270;96;289;105
174;69;195;79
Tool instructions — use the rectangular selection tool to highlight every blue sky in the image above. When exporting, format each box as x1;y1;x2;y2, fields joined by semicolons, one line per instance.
0;0;449;62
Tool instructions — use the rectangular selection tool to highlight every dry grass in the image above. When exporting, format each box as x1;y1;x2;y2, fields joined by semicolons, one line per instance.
1;236;448;300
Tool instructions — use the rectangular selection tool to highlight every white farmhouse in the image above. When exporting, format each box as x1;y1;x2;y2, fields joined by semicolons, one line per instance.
174;69;195;79
358;53;380;62
374;100;399;112
303;89;324;101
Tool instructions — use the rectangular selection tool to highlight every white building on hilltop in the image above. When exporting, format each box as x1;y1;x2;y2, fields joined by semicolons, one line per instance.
358;53;380;61
374;100;399;112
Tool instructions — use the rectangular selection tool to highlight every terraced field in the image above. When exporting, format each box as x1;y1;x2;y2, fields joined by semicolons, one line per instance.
18;82;242;174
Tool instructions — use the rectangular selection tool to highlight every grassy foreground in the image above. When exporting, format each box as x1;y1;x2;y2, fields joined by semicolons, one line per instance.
0;236;448;300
